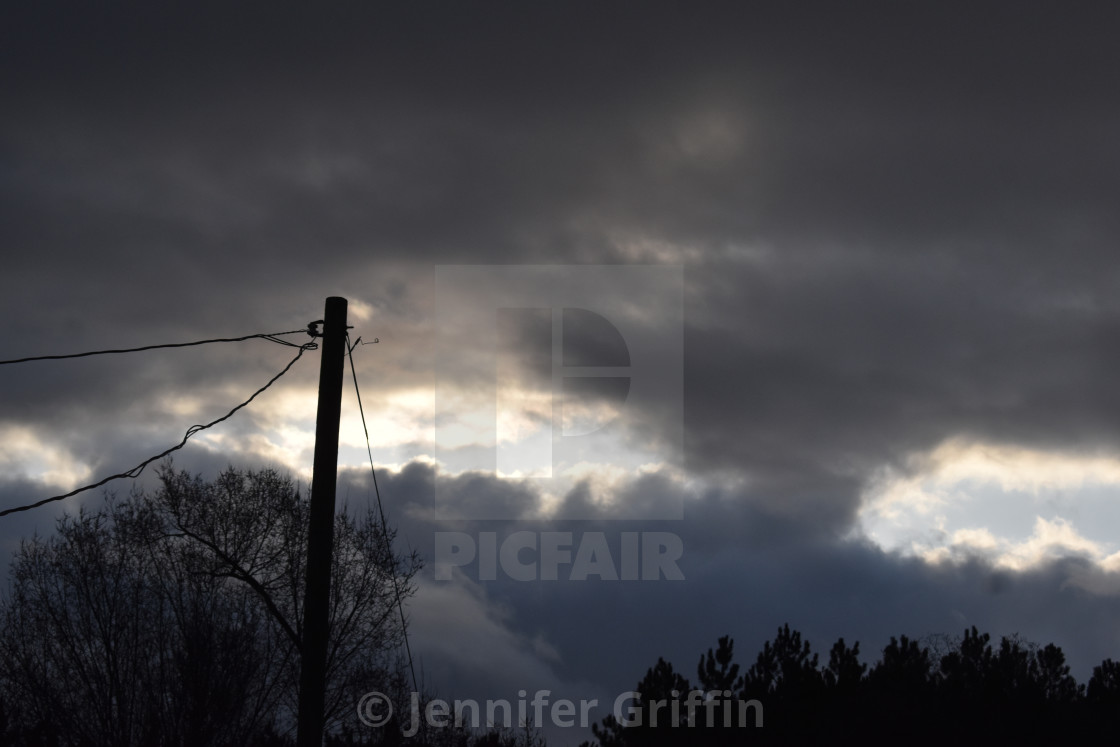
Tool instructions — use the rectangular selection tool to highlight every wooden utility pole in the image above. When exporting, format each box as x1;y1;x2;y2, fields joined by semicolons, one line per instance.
297;296;348;747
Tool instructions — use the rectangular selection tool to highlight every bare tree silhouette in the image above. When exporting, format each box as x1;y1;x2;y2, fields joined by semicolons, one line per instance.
0;465;420;746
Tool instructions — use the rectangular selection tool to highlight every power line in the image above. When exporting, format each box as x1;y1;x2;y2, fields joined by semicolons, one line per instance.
346;333;419;694
0;341;316;519
0;328;315;367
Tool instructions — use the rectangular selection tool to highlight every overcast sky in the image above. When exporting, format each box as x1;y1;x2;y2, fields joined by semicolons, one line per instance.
5;2;1120;743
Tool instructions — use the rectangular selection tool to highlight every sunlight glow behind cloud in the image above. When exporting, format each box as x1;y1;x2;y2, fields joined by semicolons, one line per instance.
0;425;92;489
856;439;1120;575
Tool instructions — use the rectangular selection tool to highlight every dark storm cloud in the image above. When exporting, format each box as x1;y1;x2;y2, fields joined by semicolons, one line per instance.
11;1;1088;512
684;245;1120;502
3;1;1118;522
7;1;1114;282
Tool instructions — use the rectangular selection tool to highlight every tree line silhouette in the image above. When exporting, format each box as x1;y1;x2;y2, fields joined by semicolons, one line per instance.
2;466;1120;745
580;625;1120;746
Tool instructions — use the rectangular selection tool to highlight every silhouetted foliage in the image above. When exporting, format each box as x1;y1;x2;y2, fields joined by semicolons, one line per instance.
581;624;1120;746
697;635;740;693
870;634;933;693
1088;658;1120;705
823;638;865;692
589;657;691;747
0;466;423;746
1036;643;1080;703
8;466;1120;746
742;623;822;700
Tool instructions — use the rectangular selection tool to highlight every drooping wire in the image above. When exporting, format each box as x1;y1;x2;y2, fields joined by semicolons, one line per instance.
0;329;313;367
0;341;316;518
345;333;419;694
